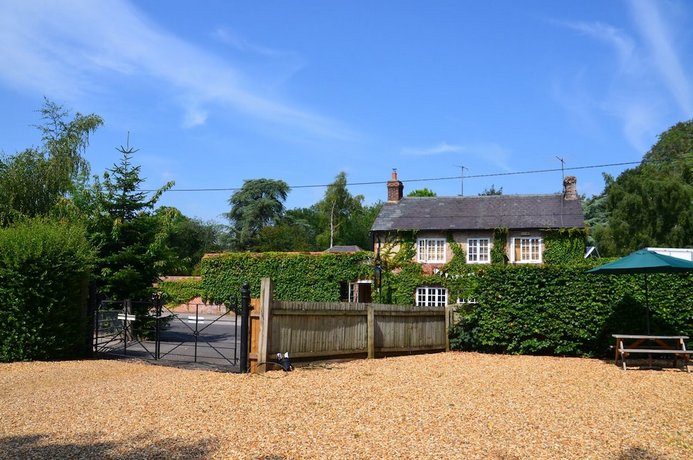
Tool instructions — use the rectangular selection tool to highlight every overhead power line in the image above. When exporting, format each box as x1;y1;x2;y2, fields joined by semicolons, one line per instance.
139;160;643;193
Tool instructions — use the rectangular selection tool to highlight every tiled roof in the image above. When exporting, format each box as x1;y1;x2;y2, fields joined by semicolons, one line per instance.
371;194;585;232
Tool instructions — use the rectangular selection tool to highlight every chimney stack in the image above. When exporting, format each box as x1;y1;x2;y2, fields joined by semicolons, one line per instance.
387;169;404;202
563;175;577;200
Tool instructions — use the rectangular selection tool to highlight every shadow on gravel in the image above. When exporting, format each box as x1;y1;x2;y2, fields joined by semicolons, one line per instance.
617;446;666;460
0;433;216;459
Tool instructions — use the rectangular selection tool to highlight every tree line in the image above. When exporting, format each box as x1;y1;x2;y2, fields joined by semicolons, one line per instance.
1;100;691;302
0;100;383;300
583;120;693;256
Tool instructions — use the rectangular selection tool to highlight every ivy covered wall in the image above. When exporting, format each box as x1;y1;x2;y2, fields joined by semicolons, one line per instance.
200;252;373;303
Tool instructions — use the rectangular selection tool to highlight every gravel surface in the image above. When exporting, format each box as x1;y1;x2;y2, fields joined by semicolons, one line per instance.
0;352;691;459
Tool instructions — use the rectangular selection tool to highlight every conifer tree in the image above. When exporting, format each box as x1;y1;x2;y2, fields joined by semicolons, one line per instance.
88;137;173;300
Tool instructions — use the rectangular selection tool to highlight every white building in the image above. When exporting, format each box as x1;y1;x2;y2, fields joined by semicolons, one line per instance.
646;247;693;261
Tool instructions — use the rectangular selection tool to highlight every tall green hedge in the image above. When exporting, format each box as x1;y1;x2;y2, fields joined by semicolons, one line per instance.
0;219;94;361
157;278;203;306
198;248;692;359
201;252;373;303
449;263;693;357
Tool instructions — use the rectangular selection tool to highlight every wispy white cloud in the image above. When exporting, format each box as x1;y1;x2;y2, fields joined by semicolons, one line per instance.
555;2;693;152
213;27;288;58
629;0;693;116
401;142;464;156
402;142;512;171
563;21;636;71
0;0;353;139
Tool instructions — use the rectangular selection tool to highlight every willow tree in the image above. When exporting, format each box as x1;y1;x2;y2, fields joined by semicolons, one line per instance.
0;99;102;225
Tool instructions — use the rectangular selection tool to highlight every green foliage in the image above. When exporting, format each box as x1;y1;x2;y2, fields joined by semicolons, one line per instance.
0;99;102;226
542;228;587;265
491;227;508;264
0;149;60;225
36;98;103;184
201;252;374;302
315;172;369;249
0;218;94;361
157;278;204;306
444;236;466;272
87;139;173;300
155;207;228;275
449;263;693;357
595;120;693;255
388;232;417;266
479;185;503;196
224;178;290;250
407;188;437;197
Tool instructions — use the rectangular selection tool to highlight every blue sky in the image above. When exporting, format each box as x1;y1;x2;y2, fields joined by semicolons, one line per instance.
1;0;692;223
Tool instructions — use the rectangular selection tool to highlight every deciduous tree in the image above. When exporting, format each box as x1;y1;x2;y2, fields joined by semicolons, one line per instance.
407;188;437;197
0;99;102;225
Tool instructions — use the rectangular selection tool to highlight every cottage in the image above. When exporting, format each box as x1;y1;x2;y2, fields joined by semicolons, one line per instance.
370;171;585;305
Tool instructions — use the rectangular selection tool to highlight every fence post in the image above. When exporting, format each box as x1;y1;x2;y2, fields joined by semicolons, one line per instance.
256;278;273;374
240;282;250;373
444;305;451;352
367;305;375;359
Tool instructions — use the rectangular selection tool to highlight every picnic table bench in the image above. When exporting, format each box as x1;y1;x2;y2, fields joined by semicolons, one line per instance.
613;334;692;372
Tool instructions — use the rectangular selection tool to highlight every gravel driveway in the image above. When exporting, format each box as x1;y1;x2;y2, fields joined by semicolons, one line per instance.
1;352;691;459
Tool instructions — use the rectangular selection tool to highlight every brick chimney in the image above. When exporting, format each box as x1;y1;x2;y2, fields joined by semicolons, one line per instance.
387;169;404;202
563;175;577;200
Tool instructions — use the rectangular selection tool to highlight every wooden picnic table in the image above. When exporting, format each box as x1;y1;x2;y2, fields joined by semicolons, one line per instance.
612;334;692;372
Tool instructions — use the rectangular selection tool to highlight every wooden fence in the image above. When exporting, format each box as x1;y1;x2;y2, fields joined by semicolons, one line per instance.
249;278;453;373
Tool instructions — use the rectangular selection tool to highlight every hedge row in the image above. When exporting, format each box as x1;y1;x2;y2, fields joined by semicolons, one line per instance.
201;252;373;303
194;249;693;359
157;278;203;306
0;219;94;361
449;264;693;357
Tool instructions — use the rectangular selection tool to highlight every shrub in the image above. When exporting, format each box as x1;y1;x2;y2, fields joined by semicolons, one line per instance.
449;263;693;357
157;278;204;306
0;218;94;361
201;252;373;303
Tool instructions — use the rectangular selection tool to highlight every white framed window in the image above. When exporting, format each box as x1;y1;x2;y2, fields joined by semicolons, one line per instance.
417;238;446;263
513;237;542;263
467;238;490;264
416;287;448;307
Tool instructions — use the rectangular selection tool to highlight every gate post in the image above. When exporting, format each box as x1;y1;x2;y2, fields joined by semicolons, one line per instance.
240;282;251;373
153;293;162;360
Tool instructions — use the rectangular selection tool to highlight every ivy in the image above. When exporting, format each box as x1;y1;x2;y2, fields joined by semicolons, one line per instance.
542;228;587;265
491;227;508;264
445;234;467;272
201;252;373;303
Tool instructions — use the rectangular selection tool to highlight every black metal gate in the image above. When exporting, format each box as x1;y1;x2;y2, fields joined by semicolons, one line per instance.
93;295;244;371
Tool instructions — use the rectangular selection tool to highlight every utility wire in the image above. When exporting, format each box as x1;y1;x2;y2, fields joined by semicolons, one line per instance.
140;160;643;193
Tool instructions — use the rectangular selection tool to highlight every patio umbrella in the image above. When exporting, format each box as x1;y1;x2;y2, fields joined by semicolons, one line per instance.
587;249;693;334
